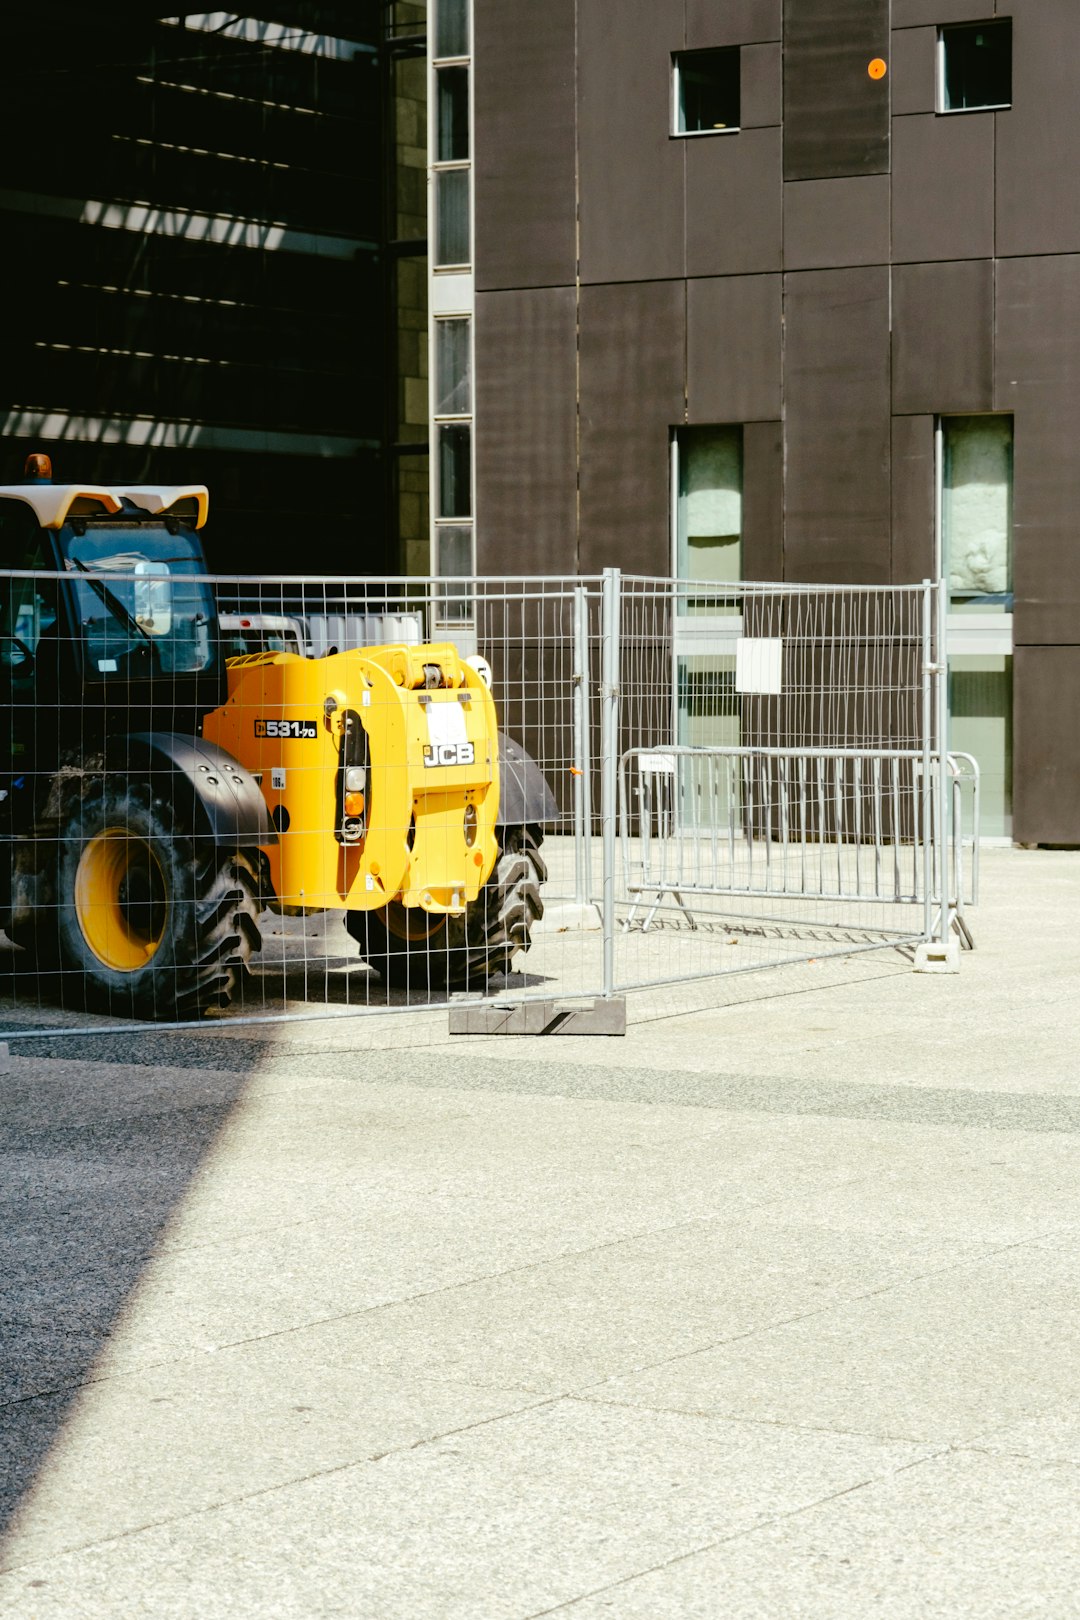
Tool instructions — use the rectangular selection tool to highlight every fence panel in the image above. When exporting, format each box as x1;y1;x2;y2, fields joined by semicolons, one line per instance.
611;574;966;993
0;565;968;1037
0;570;605;1036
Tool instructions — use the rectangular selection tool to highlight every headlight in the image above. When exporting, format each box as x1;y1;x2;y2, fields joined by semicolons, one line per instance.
344;766;366;791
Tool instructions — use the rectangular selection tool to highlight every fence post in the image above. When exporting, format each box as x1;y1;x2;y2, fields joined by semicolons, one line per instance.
921;579;935;945
572;584;593;907
600;568;621;998
935;575;951;943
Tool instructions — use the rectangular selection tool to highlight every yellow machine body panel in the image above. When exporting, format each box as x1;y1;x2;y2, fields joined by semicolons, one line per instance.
203;643;500;915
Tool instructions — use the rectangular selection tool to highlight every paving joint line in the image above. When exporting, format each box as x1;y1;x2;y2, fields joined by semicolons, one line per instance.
564;1393;932;1447
1;1213;735;1412
517;1445;957;1620
5;1211;1066;1417
0;1394;560;1578
560;1227;1078;1407
957;1443;1080;1470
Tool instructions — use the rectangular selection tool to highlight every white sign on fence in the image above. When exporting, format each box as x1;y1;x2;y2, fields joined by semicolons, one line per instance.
735;637;783;695
637;752;677;775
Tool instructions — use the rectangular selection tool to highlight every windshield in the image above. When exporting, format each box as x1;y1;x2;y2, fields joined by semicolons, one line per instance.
62;524;217;677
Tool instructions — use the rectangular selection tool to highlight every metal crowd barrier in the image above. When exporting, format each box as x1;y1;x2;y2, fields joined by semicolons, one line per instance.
618;744;979;944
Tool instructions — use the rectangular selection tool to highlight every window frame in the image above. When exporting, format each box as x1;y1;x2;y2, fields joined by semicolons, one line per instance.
671;47;742;139
937;19;1013;115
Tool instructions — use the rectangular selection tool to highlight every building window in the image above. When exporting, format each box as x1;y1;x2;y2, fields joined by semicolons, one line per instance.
673;48;740;135
436;65;469;161
940;415;1013;613
435;317;471;416
676;661;740;755
434;167;470;267
673;426;742;756
949;656;1013;839
431;0;472;271
435;0;469;59
430;0;475;613
939;21;1012;112
939;414;1014;839
433;524;473;622
675;425;743;604
436;421;472;519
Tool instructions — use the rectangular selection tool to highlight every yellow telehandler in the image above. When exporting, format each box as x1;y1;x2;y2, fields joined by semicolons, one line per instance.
0;457;554;1018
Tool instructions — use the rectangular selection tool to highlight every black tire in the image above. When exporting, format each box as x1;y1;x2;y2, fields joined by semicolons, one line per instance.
49;781;263;1020
346;824;546;992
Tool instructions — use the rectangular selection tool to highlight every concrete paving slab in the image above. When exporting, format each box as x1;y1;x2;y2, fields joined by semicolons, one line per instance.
141;1086;1052;1257
447;846;1080;1094
589;1233;1080;1444
0;1324;106;1407
970;1399;1080;1467
0;1400;931;1618
0;847;1076;1616
1;1356;540;1570
239;1212;999;1400
743;1145;1080;1247
13;1088;996;1375
31;1040;1077;1134
551;1448;1080;1620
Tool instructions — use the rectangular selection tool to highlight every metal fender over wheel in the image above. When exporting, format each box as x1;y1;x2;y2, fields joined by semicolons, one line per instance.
346;824;546;991
51;781;263;1019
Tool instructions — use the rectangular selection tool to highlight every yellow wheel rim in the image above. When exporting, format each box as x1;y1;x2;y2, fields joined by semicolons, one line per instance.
75;827;168;971
381;901;447;945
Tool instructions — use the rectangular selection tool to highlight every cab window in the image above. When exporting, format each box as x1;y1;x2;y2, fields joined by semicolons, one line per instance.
0;503;59;677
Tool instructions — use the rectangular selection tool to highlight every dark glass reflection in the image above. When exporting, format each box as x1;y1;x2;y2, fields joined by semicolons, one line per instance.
943;21;1012;110
435;318;471;416
678;47;740;133
435;169;470;266
438;66;469;162
438;423;472;518
436;0;469;58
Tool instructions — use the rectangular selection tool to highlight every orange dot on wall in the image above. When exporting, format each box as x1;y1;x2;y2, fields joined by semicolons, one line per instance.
868;57;887;79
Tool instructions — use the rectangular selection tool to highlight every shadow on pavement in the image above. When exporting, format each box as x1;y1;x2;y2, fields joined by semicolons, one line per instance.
0;1039;258;1542
0;932;550;1544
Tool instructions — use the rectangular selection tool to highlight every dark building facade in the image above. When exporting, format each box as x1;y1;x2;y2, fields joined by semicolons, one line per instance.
460;0;1080;843
0;3;428;577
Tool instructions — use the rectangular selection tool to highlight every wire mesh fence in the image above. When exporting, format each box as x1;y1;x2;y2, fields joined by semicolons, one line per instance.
0;564;971;1037
610;577;970;995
